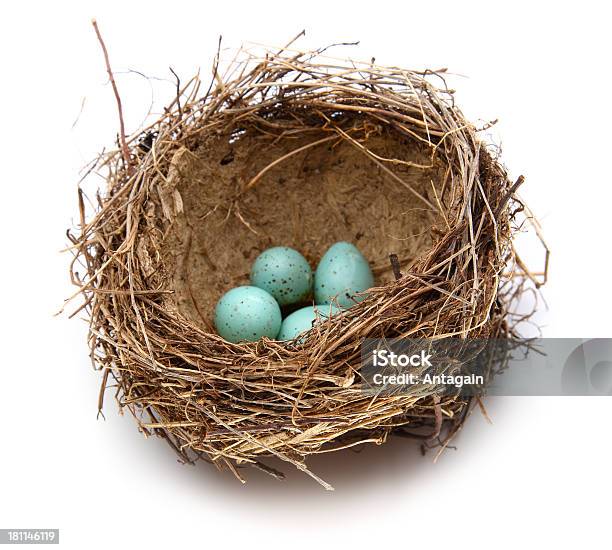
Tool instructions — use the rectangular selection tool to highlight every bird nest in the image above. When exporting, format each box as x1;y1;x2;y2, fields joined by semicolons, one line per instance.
68;39;544;489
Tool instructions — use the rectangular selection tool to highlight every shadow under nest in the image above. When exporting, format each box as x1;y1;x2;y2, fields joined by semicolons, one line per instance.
69;44;530;489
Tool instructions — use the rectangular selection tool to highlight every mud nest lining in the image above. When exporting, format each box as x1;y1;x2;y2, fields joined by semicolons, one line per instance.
69;41;536;489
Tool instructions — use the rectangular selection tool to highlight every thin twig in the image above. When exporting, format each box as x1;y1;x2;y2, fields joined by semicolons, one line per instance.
91;19;133;175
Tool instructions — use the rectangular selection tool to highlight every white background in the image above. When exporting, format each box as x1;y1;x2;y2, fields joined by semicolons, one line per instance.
1;1;611;548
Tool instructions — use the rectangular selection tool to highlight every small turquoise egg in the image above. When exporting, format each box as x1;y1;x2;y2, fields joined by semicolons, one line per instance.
250;246;313;306
278;304;341;341
314;242;374;308
214;286;282;343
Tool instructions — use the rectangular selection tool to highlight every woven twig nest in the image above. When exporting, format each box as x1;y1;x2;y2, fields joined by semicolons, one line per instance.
69;41;536;489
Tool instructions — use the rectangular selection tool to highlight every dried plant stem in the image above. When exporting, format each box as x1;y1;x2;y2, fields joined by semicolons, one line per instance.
91;19;133;176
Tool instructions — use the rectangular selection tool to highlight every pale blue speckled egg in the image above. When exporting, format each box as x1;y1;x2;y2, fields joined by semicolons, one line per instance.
250;247;313;306
214;286;282;343
314;242;374;308
278;304;341;342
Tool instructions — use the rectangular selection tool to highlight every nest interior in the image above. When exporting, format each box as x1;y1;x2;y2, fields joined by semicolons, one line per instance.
70;44;534;489
164;124;447;328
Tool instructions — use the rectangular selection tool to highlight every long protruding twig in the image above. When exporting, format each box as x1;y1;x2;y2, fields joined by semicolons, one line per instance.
91;18;133;175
